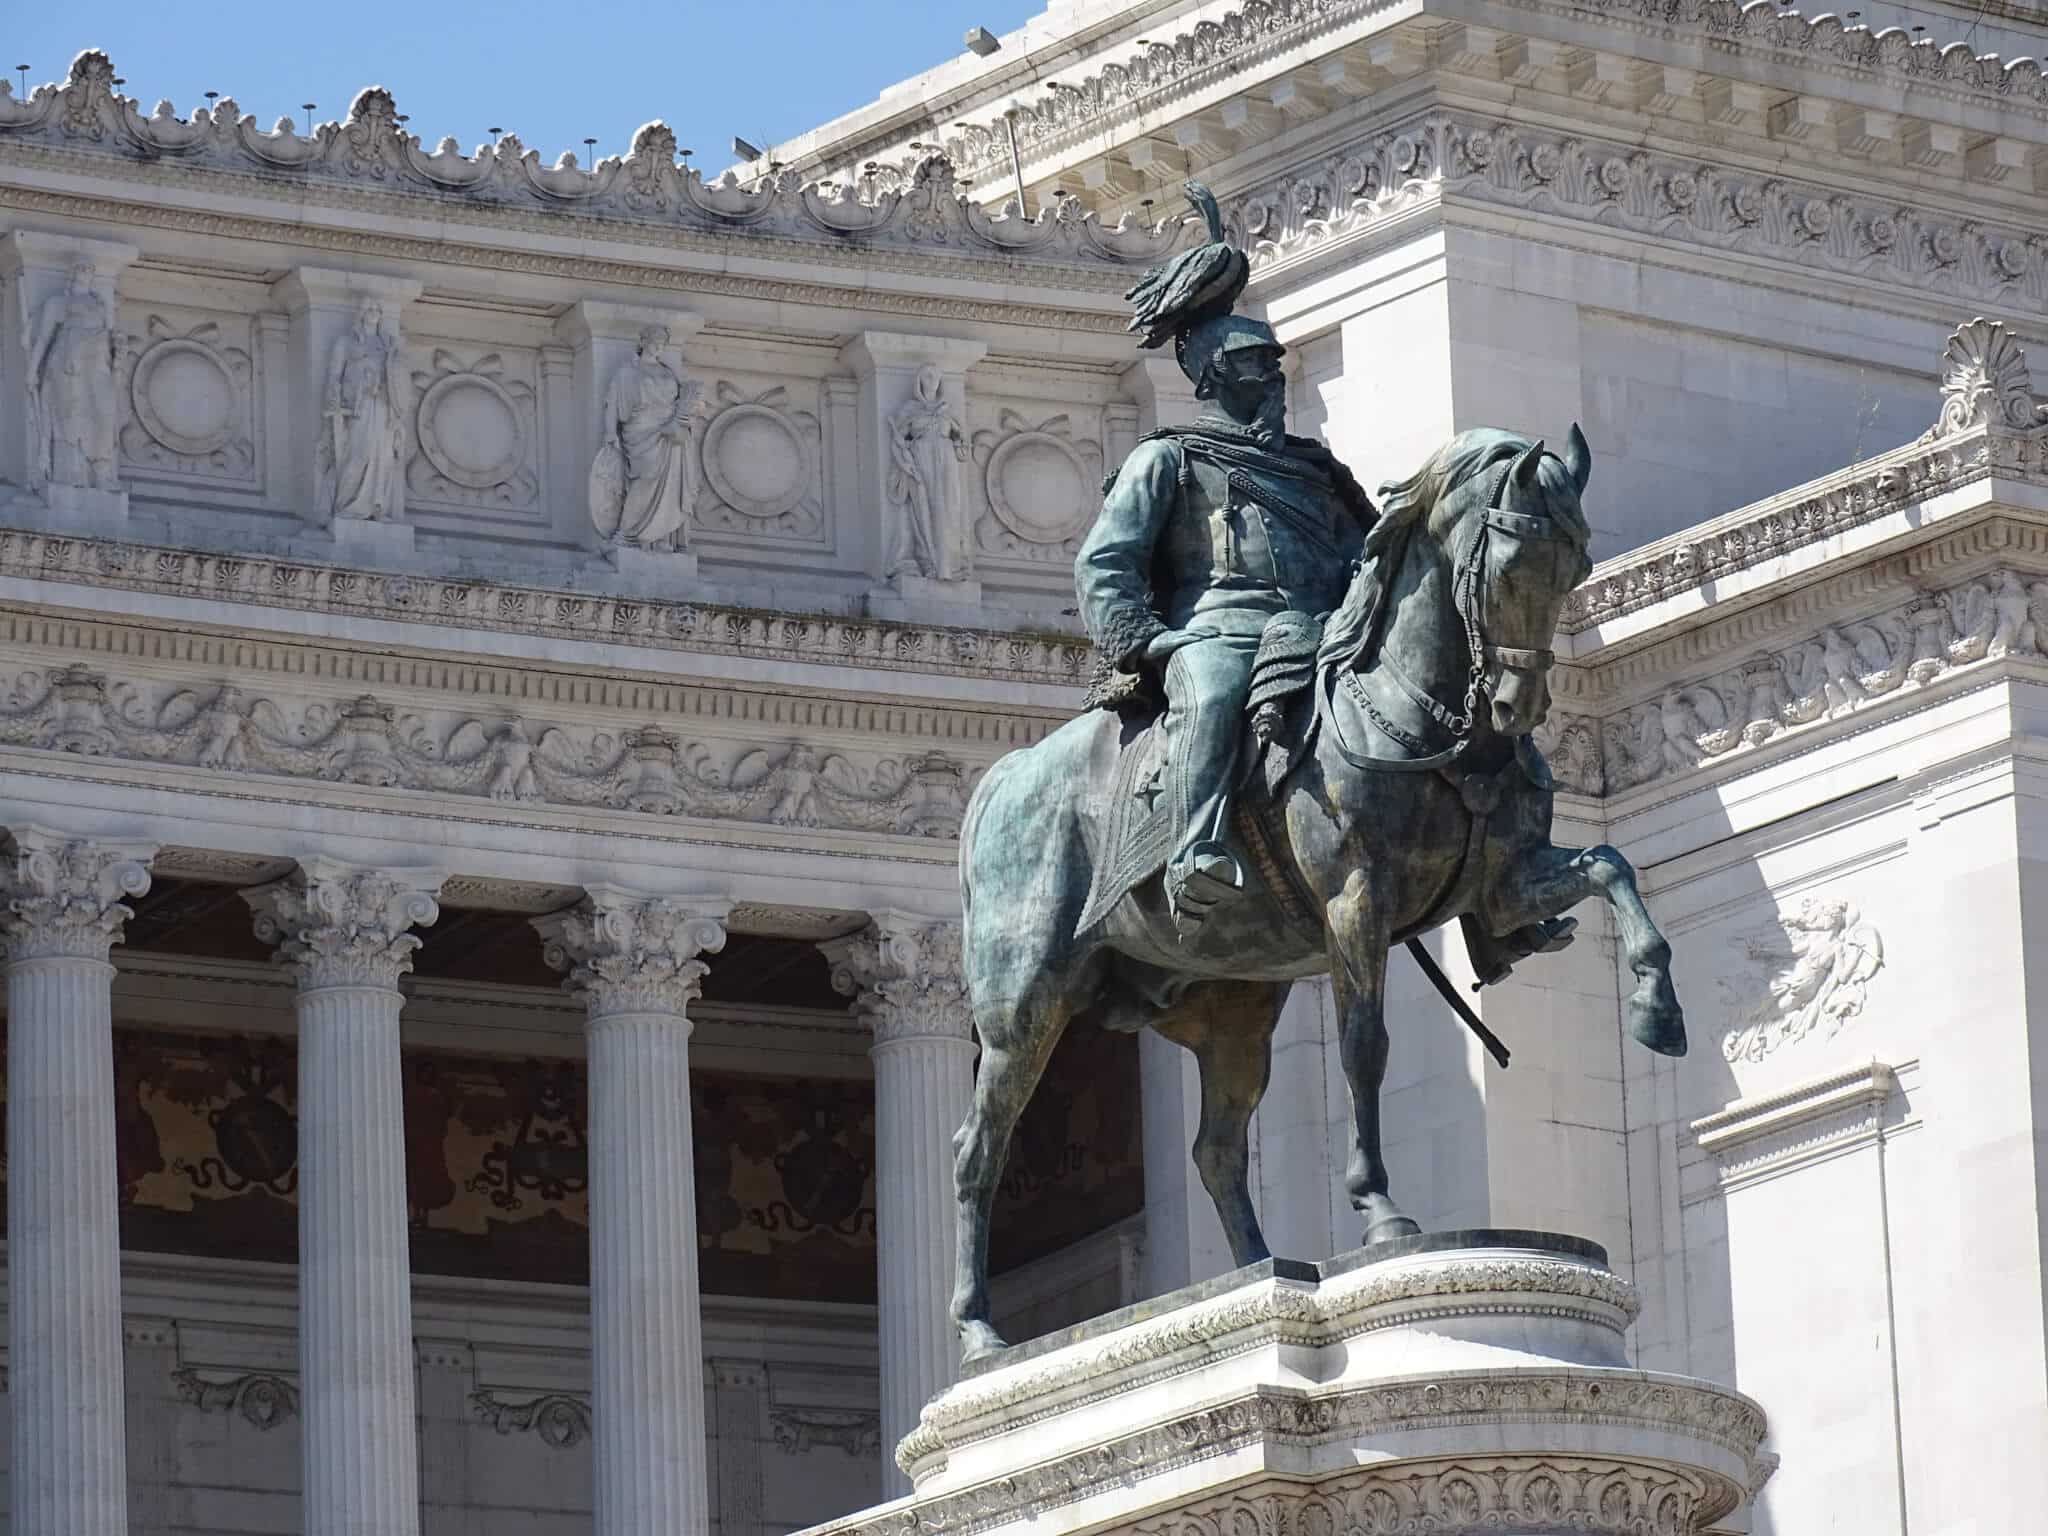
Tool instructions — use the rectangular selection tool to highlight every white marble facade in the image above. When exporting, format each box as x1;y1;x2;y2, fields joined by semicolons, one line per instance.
0;0;2046;1530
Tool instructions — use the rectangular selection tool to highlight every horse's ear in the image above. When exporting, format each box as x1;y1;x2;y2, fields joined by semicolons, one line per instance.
1564;422;1592;494
1512;439;1545;489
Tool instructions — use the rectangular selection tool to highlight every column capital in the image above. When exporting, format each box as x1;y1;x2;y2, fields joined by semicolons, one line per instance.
839;330;988;379
552;298;705;351
0;827;157;963
269;265;423;315
534;885;730;1020
823;912;971;1047
242;857;443;990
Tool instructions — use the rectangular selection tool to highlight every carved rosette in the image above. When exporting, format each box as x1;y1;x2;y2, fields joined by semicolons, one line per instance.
824;914;970;1047
0;829;155;963
534;888;729;1020
242;859;442;990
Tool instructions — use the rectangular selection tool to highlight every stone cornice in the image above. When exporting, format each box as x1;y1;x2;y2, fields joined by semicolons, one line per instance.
0;526;1094;691
0;52;1184;289
1230;106;2048;316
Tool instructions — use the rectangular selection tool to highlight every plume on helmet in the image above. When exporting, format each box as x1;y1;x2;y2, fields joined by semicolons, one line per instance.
1124;182;1249;352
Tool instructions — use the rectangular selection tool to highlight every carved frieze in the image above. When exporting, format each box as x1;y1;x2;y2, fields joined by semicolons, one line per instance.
470;1389;591;1448
971;408;1103;565
0;665;975;840
768;1405;882;1458
117;313;255;480
172;1368;300;1431
696;382;823;542
1594;566;2048;795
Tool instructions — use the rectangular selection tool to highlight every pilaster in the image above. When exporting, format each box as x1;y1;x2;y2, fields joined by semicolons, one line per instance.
243;856;445;1536
553;300;706;575
839;332;988;612
0;232;141;531
1122;356;1200;436
535;885;731;1536
822;912;975;1497
0;827;157;1536
270;267;423;552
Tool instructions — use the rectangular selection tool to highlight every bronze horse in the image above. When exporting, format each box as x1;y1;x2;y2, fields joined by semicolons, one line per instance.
951;426;1685;1360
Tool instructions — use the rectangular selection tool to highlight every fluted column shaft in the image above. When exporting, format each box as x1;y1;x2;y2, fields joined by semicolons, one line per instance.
537;887;729;1536
826;914;974;1497
1;830;156;1536
245;860;442;1536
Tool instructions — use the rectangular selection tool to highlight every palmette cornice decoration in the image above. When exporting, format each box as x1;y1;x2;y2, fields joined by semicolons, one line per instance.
823;915;971;1046
0;529;1094;688
243;859;442;990
0;53;1183;272
0;827;155;962
0;665;975;840
535;889;729;1021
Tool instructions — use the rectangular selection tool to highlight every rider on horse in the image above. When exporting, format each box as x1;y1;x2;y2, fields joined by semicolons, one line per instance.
1076;189;1376;937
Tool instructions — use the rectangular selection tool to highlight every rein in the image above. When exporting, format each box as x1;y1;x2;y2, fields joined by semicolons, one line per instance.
1321;453;1567;773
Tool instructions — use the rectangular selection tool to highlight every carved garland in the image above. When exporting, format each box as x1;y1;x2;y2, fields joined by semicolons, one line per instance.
0;665;975;840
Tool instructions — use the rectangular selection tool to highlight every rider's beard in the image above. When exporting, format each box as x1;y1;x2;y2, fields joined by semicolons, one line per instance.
1248;384;1287;445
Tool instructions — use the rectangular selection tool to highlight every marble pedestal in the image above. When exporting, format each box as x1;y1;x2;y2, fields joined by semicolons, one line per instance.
801;1233;1773;1536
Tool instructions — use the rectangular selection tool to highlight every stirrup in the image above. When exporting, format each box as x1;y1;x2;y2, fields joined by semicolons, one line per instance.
1171;843;1244;938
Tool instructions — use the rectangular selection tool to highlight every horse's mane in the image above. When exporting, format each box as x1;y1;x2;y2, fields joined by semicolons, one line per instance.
1317;428;1588;673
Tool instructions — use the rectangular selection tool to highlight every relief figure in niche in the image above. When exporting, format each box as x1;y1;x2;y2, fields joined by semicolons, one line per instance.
588;324;701;551
24;262;122;493
319;302;408;522
886;363;971;582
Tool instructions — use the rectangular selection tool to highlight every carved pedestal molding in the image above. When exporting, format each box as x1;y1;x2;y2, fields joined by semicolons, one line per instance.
242;857;444;1536
271;267;423;553
0;231;140;531
535;886;731;1536
0;827;155;1536
841;333;989;605
822;912;974;1497
798;1238;1771;1536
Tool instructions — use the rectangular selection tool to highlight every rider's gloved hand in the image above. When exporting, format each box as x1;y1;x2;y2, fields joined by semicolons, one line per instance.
1141;627;1219;666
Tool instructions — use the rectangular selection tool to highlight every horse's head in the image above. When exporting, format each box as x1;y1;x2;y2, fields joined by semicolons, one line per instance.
1356;425;1593;738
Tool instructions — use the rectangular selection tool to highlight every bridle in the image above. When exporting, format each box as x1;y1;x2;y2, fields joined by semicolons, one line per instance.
1326;447;1576;773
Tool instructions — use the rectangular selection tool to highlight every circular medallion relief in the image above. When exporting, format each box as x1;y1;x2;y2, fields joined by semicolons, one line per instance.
417;374;524;490
131;338;235;456
703;403;810;519
986;432;1090;545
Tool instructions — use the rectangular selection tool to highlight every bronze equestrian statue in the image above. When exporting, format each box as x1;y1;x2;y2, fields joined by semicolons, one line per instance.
951;185;1686;1362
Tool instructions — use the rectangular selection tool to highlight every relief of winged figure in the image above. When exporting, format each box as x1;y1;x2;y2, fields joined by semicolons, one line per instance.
1719;896;1884;1064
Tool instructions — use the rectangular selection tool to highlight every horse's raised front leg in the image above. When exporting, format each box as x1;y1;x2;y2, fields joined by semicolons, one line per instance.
1151;980;1289;1270
1326;869;1420;1246
1486;843;1686;1056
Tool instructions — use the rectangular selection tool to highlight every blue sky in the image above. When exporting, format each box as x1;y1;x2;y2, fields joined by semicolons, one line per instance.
17;2;1046;168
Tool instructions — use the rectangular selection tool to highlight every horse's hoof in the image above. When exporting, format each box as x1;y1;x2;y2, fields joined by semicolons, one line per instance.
1627;994;1688;1057
959;1320;1008;1365
1359;1195;1422;1247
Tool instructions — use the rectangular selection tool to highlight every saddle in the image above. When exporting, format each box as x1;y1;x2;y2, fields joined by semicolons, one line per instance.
1074;611;1323;936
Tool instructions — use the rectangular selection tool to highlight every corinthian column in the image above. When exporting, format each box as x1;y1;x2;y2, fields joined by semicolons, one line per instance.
243;859;443;1536
0;828;156;1536
824;913;975;1495
534;886;730;1536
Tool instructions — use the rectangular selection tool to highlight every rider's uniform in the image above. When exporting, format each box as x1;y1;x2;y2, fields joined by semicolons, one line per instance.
1076;423;1373;907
